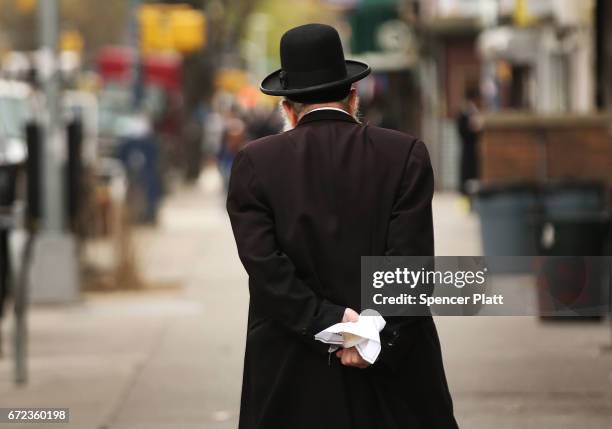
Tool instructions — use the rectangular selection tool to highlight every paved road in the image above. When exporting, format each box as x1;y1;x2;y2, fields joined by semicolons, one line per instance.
0;168;610;428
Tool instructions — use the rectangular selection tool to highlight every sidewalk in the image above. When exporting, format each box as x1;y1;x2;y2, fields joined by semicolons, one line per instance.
433;194;612;427
0;168;248;429
0;169;611;428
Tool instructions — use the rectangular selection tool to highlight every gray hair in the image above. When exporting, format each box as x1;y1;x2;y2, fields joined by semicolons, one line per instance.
279;93;360;131
282;92;352;117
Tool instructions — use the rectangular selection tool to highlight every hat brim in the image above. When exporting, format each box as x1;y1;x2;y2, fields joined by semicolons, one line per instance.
260;60;371;96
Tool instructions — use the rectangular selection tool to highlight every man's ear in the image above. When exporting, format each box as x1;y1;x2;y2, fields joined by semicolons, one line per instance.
348;87;359;115
281;99;298;127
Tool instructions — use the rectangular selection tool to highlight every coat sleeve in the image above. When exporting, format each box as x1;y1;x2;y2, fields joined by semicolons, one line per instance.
227;149;346;344
377;139;435;371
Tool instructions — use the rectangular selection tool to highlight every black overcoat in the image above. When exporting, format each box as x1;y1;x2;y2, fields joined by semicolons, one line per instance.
227;109;458;429
457;109;480;195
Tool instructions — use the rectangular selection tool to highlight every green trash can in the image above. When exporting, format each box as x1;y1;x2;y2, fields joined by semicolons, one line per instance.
541;180;606;217
473;181;539;272
536;213;611;319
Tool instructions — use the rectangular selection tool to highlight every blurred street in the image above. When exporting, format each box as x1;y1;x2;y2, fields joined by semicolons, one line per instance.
1;168;610;429
0;1;610;428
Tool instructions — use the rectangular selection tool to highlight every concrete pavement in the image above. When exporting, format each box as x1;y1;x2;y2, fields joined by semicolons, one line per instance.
0;168;611;428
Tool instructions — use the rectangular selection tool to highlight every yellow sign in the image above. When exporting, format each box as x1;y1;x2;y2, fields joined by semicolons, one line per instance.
170;9;206;53
215;69;248;93
139;4;206;54
513;0;534;27
60;30;84;53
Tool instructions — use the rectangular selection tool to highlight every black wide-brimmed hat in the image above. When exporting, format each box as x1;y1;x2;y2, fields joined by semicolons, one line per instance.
260;23;371;103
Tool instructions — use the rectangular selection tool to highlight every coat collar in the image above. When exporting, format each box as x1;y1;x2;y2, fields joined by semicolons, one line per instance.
297;108;358;127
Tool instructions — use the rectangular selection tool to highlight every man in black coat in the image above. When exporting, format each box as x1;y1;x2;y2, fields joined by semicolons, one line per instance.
227;23;458;429
457;85;482;195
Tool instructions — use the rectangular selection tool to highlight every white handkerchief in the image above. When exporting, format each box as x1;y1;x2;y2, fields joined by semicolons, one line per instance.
314;311;386;364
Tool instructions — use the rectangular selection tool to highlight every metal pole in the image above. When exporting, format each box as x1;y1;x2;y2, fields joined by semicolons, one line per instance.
129;0;143;109
38;0;63;232
14;233;34;384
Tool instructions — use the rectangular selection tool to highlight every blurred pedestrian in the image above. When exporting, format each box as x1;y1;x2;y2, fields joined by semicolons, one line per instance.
245;104;282;140
457;84;483;195
227;24;458;429
202;107;223;159
218;106;247;191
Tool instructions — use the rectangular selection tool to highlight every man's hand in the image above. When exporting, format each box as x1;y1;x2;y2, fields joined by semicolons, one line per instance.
342;307;359;323
338;308;370;368
336;347;370;369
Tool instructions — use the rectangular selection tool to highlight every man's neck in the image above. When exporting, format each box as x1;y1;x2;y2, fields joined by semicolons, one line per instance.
298;103;349;121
